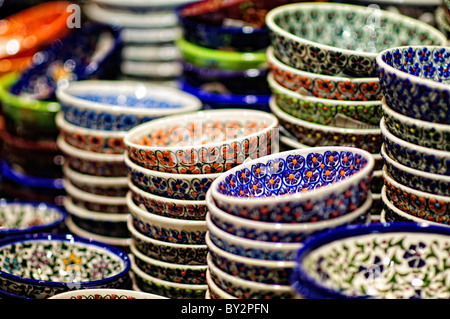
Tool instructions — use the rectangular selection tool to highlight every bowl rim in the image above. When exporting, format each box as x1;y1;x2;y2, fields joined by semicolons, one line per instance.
48;287;168;299
375;45;450;92
56;112;127;137
0;232;131;288
205;269;237;299
292;220;450;299
124;108;278;154
62;163;128;186
63;196;129;222
265;2;448;59
209;146;375;207
57;136;126;162
55;80;202;116
90;0;196;8
64;179;127;205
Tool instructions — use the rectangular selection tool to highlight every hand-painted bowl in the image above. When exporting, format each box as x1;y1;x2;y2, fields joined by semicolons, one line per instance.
207;254;296;299
0;233;131;299
268;73;382;127
380;118;450;176
124;108;278;175
127;192;207;245
209;147;374;224
131;256;207;299
376;45;450;124
381;144;450;196
175;37;267;70
48;288;167;299
127;215;207;265
207;190;372;243
176;2;269;52
270;97;382;154
206;232;295;285
130;242;207;285
56;80;202;131
266;2;447;77
57;137;127;177
291;222;450;299
381;98;450;152
0;200;67;239
206;269;236;299
128;178;207;220
267;47;383;101
206;213;303;261
382;167;450;225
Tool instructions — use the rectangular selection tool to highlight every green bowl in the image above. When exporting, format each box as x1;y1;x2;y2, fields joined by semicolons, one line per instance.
0;73;60;140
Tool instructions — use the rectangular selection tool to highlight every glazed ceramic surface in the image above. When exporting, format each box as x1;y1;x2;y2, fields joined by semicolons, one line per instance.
0;233;130;299
376;45;450;124
49;288;167;299
209;147;374;223
206;270;236;299
435;7;450;39
266;2;447;77
125;109;278;174
292;223;450;299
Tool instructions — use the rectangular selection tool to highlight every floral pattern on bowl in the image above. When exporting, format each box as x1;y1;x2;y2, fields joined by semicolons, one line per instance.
49;288;167;299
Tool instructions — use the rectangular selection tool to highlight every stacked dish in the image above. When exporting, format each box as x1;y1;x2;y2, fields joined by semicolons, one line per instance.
265;2;448;218
123;108;279;298
55;79;202;251
205;146;375;299
376;45;450;227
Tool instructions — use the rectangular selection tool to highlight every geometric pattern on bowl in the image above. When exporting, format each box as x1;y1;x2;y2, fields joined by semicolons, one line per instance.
210;146;374;223
380;118;450;176
292;223;450;299
268;72;383;127
382;167;450;225
381;144;450;197
381;98;450;152
266;2;447;77
376;46;450;124
270;97;382;154
124;109;279;174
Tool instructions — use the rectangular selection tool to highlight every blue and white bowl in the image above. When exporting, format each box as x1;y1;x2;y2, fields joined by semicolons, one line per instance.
56;80;202;131
209;147;374;223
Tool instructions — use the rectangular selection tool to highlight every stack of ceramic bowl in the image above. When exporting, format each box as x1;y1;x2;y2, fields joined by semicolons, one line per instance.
205;146;375;299
123;108;279;298
55;79;202;252
83;0;197;83
375;45;450;228
265;2;449;220
175;0;279;112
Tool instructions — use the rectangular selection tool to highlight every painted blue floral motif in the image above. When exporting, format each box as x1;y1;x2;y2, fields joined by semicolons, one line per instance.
403;243;427;268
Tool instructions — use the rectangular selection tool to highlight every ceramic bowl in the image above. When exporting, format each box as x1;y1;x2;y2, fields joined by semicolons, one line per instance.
56;80;202;131
56;113;126;155
268;47;383;101
120;60;182;79
63;197;129;239
48;288;167;299
176;2;269;52
266;2;447;77
207;190;372;243
64;180;128;214
206;213;302;261
128;178;207;220
131;256;207;299
206;270;236;299
0;200;67;239
382;167;450;225
175;37;267;70
121;26;182;45
124;108;278;175
381;98;450;152
130;242;207;285
376;45;450;124
381;144;450;196
179;79;271;111
90;0;196;9
268;73;382;127
381;118;450;176
125;155;220;201
127;192;207;245
62;164;128;197
209;146;374;223
122;45;181;62
205;232;295;285
291;222;450;299
270;97;382;154
57;137;127;177
127;215;207;265
207;254;296;299
0;233;131;299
